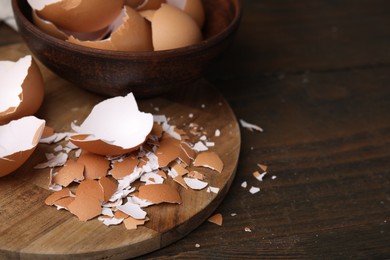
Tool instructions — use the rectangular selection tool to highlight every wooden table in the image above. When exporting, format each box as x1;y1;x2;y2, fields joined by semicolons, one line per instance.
1;0;389;258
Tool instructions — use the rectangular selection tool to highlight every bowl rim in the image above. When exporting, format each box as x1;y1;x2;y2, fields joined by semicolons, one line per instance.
12;0;242;59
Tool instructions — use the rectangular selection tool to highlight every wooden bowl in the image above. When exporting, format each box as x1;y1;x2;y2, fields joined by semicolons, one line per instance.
11;0;241;97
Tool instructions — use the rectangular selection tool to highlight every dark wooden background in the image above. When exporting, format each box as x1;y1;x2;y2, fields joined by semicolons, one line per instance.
1;0;389;258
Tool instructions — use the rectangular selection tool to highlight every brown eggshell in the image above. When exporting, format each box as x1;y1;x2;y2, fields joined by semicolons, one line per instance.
36;0;124;33
151;3;202;50
110;155;139;180
32;10;67;40
154;135;181;167
76;151;110;180
0;116;45;177
76;179;105;202
0;56;44;125
70;93;153;156
138;184;181;204
45;188;72;205
68;193;102;221
70;134;141;156
67;6;153;51
193;151;224;173
52;159;84;187
99;176;118;202
33;10;111;41
167;0;205;28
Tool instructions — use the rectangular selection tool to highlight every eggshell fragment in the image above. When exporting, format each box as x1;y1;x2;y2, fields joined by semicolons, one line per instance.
32;10;110;41
0;116;45;177
99;176;118;202
68;194;102;221
193;151;224;173
32;10;67;40
76;179;105;202
208;213;223;226
0;55;44;124
155;136;181;167
29;0;124;33
68;6;153;52
123;216;149;230
70;93;153;156
167;0;205;28
184;177;208;190
52;159;84;186
77;152;110;179
188;170;205;180
117;201;147;219
45;188;72;205
110;155;139;179
54;196;75;210
151;4;202;50
138;184;181;204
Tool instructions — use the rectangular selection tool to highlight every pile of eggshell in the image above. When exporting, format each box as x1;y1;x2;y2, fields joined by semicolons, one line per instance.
0;55;45;177
28;0;205;51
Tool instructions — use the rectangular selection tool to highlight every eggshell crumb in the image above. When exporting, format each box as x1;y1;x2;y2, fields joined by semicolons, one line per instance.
208;213;223;226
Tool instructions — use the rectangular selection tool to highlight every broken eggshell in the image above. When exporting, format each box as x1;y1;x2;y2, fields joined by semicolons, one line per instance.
68;6;153;51
28;0;124;33
0;116;45;177
70;93;153;156
151;3;202;51
32;10;110;41
0;55;44;125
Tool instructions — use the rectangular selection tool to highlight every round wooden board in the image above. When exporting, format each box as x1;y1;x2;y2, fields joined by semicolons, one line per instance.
0;44;241;259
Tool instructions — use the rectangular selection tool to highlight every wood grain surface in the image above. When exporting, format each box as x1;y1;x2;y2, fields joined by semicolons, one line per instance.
1;0;390;258
0;44;240;259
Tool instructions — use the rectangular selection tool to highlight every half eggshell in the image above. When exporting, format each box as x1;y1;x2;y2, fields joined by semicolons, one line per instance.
0;55;44;125
0;116;45;177
70;93;153;156
28;0;124;33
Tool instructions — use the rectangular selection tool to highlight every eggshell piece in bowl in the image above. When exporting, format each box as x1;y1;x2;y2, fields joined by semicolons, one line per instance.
0;116;45;177
166;0;205;28
0;55;44;125
70;93;153;156
68;6;153;51
151;3;202;51
28;0;124;33
33;10;110;41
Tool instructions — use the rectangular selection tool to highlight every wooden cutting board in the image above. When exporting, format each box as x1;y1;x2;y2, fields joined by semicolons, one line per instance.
0;43;241;259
